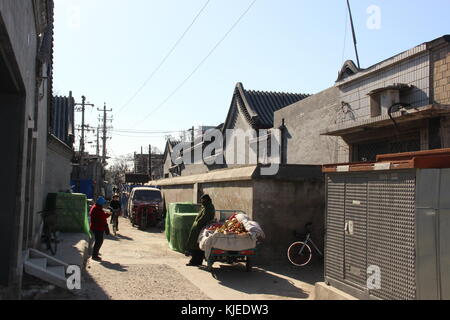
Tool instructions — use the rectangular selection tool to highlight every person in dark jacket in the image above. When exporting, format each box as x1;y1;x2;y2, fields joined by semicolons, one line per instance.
109;194;122;231
90;196;111;261
186;194;216;266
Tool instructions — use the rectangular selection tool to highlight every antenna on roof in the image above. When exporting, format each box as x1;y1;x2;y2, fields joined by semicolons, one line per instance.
346;0;361;69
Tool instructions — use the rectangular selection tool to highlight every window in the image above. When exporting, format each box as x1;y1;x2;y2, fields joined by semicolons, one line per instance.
353;133;421;162
133;190;162;202
368;84;413;117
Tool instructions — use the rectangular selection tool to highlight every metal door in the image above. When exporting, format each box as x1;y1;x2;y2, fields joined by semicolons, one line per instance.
325;176;346;281
343;178;368;288
367;172;416;300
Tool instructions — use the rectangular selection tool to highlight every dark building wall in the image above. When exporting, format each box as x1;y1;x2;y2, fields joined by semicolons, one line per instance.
0;0;51;297
0;93;24;287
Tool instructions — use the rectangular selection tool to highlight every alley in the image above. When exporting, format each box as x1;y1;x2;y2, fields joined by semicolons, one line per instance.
79;217;321;300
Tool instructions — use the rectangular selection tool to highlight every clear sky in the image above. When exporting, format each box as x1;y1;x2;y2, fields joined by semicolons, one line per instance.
53;0;450;162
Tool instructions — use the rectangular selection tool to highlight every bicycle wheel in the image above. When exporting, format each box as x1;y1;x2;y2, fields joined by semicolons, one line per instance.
47;232;58;256
287;242;312;267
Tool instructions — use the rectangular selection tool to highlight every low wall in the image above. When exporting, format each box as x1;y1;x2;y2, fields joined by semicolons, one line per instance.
155;165;325;265
200;181;254;219
253;179;325;263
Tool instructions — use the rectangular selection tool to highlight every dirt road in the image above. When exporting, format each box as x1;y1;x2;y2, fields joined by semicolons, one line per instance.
78;217;322;300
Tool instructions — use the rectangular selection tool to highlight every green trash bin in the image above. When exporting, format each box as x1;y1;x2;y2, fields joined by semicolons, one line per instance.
165;203;201;253
46;193;91;238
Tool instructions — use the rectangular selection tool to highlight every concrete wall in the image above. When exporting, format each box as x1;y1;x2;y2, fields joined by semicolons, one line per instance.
158;170;324;265
45;135;73;195
274;87;348;164
200;181;254;220
0;0;50;296
182;163;210;177
253;178;325;262
161;184;196;207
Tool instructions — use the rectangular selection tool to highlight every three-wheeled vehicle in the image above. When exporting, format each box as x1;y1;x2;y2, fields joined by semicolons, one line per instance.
205;210;261;273
131;204;160;230
128;187;163;230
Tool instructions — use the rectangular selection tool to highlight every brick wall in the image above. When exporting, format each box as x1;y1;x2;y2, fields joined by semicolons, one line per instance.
432;44;450;104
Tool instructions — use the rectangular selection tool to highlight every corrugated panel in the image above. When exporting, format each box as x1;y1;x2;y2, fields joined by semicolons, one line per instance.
325;176;346;281
367;173;416;300
344;179;368;288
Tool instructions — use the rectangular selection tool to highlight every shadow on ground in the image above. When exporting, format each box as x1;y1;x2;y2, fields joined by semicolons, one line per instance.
21;270;110;300
105;234;134;242
141;227;165;234
261;259;325;286
98;260;129;272
201;263;310;299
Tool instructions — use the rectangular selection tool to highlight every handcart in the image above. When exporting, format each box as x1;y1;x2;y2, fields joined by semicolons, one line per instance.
203;210;263;273
207;245;259;273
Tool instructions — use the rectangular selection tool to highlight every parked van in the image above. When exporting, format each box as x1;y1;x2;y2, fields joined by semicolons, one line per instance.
127;187;163;220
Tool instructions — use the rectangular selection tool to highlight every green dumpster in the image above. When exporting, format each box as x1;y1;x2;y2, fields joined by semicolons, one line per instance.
165;203;201;253
46;193;91;238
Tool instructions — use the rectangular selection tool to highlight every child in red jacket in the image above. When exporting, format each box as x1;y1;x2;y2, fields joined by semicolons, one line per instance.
90;197;111;261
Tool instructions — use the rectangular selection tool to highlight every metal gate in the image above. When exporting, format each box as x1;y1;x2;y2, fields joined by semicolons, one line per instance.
367;172;416;300
343;179;368;288
325;176;345;281
326;172;417;299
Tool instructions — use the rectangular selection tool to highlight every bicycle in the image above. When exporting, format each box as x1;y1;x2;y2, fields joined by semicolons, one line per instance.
110;208;121;236
38;209;60;256
287;223;323;267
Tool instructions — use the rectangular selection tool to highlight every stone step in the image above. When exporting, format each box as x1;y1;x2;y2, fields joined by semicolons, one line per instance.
27;258;47;270
47;266;66;279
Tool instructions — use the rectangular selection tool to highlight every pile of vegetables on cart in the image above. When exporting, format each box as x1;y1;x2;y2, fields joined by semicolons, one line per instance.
207;213;247;235
199;212;265;261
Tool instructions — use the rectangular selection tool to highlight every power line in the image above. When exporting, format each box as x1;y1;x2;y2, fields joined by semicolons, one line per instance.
131;0;258;128
111;132;174;138
111;129;185;134
116;0;212;115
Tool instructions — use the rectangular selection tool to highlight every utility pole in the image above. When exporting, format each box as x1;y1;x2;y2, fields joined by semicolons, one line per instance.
96;126;100;156
98;103;113;165
75;96;94;163
148;144;152;180
346;0;361;69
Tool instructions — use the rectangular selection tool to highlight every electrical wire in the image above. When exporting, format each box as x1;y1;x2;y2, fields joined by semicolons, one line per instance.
116;0;212;115
111;129;186;134
111;132;171;138
131;0;258;128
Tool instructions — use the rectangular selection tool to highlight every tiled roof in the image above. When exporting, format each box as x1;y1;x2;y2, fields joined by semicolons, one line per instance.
242;87;310;128
228;83;309;129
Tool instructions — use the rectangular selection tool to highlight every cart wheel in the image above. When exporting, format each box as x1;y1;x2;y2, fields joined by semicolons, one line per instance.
246;257;252;272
